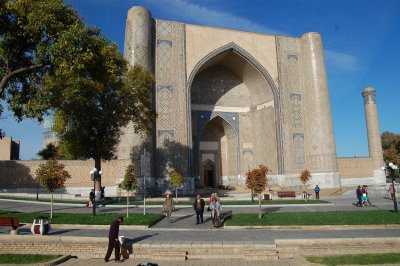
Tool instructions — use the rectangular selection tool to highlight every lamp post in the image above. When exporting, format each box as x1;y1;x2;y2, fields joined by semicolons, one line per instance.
382;163;398;213
89;168;103;216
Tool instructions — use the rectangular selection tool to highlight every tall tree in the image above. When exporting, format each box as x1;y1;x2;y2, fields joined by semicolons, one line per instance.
381;131;400;166
0;0;82;120
119;164;137;217
245;165;269;218
48;25;156;192
35;160;71;218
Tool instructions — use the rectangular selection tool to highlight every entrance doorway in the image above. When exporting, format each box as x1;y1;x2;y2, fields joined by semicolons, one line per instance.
203;160;215;187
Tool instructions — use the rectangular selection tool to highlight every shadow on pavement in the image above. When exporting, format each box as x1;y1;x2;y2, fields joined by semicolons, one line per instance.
170;214;194;223
49;229;79;235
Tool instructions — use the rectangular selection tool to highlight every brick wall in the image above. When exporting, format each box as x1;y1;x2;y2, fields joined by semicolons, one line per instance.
0;235;107;258
0;159;131;189
337;157;375;178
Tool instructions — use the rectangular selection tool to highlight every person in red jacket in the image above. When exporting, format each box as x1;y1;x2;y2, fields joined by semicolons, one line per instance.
104;217;123;263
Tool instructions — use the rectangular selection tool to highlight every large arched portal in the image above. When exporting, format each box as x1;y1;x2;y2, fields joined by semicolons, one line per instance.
190;44;280;188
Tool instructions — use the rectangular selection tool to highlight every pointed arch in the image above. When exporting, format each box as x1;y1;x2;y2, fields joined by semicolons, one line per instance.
188;42;284;174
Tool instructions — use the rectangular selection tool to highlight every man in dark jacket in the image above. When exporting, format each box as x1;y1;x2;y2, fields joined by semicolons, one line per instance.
105;217;123;262
356;185;363;207
193;194;205;224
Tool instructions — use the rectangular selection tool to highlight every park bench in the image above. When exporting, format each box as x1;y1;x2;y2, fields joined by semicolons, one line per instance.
277;191;296;199
0;217;25;234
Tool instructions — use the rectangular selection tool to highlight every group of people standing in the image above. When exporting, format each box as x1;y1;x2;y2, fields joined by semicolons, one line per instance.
162;192;223;226
355;185;372;207
192;193;222;226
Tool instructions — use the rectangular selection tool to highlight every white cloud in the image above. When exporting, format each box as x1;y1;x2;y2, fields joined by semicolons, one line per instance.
133;0;360;72
139;0;282;35
325;50;360;72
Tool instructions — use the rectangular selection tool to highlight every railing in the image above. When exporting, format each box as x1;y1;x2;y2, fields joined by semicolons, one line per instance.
329;187;343;196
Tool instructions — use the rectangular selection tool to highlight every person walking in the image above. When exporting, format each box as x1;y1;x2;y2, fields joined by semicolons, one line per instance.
163;193;174;222
86;189;95;207
314;185;320;200
356;185;363;207
193;194;205;224
389;184;395;201
104;216;123;263
362;185;373;206
209;193;223;227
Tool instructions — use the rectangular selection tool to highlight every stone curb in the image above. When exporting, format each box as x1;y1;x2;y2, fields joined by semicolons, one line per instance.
49;224;149;230
224;224;400;230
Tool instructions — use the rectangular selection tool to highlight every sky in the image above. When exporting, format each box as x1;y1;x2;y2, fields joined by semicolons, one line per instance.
2;0;400;160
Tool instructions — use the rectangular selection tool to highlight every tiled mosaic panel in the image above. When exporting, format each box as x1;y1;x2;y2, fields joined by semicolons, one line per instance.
191;66;251;107
253;107;278;174
276;36;305;172
293;133;305;169
289;93;303;128
155;20;188;177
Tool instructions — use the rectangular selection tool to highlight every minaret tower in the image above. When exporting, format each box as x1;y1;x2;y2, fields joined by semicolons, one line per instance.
362;87;384;170
117;6;152;160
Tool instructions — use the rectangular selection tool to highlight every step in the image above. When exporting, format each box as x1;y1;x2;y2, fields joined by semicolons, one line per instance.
132;243;279;261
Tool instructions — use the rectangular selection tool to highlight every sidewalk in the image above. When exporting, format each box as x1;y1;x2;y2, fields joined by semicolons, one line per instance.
1;195;400;265
60;256;316;266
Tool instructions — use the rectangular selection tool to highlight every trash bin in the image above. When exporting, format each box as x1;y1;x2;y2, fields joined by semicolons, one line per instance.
31;218;51;235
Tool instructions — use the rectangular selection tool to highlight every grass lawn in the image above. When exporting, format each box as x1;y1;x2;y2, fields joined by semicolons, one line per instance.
0;254;60;264
0;195;86;204
306;253;400;265
0;211;164;226
106;199;330;206
0;195;329;206
225;210;400;226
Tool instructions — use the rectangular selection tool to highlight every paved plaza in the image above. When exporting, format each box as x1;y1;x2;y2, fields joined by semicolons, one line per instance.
1;192;400;265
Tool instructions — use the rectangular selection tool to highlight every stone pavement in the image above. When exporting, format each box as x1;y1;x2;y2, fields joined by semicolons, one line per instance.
60;256;315;266
1;193;400;265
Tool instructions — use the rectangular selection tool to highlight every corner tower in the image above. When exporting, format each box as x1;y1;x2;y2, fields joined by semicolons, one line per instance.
362;87;384;169
300;33;340;187
117;6;152;163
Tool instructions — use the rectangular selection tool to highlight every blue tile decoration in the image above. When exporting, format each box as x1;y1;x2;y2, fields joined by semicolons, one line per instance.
157;85;174;91
157;39;172;47
195;110;239;136
158;130;175;139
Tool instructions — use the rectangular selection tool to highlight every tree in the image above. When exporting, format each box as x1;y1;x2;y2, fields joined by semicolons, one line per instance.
245;165;269;218
299;169;312;201
169;169;185;200
119;164;137;217
48;25;156;193
0;0;82;121
381;131;400;166
37;143;58;160
35;160;71;218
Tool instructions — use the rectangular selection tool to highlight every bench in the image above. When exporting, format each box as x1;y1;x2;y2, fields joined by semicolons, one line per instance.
277;191;296;199
0;217;24;230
